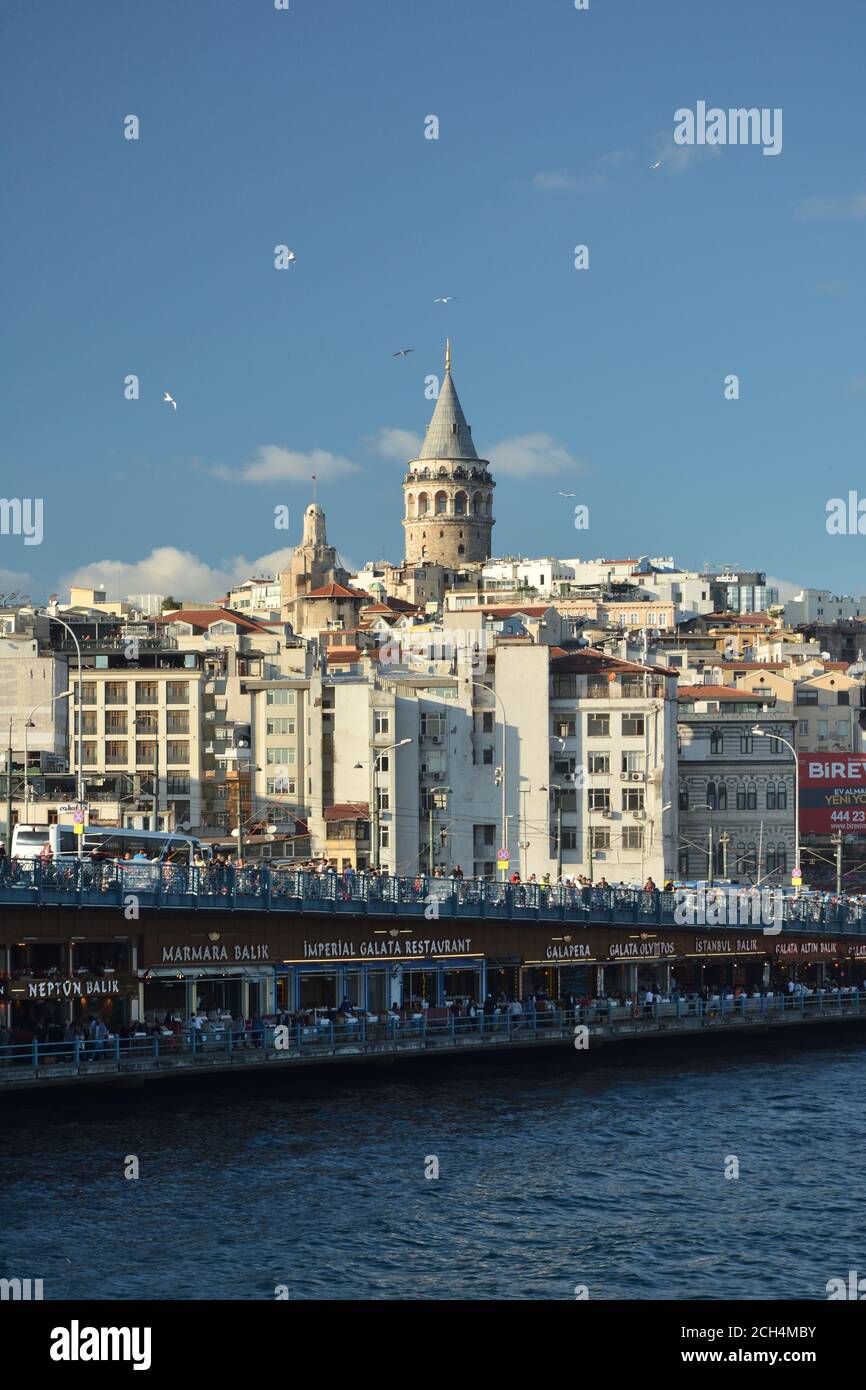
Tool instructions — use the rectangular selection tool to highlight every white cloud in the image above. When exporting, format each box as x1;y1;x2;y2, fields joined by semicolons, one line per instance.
649;129;722;174
211;445;361;484
533;170;579;190
63;546;295;605
765;575;801;603
0;568;33;593
370;427;423;461
797;193;866;221
487;432;584;478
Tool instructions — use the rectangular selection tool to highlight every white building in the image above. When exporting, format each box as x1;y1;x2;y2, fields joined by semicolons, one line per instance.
784;589;866;626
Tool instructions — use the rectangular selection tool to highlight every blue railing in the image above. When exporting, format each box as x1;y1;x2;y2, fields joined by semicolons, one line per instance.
0;860;865;933
2;990;864;1080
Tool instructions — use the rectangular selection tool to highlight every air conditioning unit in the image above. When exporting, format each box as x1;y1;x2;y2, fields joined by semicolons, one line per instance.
594;851;607;860
630;772;644;782
431;736;441;744
601;810;613;819
633;810;646;820
619;772;630;780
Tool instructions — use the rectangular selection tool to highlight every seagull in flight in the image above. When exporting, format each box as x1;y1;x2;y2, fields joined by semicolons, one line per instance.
163;392;177;410
649;160;662;171
392;348;414;357
434;296;458;304
558;491;576;498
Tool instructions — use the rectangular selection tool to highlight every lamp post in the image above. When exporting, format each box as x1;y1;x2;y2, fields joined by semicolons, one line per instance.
690;802;716;888
23;688;74;817
467;679;508;878
540;783;567;882
363;738;412;870
752;725;799;887
43;613;84;808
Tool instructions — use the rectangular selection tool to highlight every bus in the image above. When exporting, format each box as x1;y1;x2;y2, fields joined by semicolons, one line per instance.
11;824;210;864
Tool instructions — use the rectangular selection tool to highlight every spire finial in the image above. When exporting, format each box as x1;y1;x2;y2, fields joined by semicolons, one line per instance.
311;473;317;503
445;338;451;374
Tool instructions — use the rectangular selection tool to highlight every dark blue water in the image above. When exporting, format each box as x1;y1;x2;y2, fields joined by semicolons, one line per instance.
2;1037;865;1300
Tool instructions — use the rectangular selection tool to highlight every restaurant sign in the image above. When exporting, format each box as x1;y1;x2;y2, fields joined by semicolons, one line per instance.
773;940;838;959
300;937;473;961
22;978;121;999
693;936;762;955
161;944;270;963
608;939;677;960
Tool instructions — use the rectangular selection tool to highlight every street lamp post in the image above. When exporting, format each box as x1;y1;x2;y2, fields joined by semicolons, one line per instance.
752;725;799;887
43;614;84;808
366;738;412;870
23;688;75;817
690;802;716;887
467;680;508;877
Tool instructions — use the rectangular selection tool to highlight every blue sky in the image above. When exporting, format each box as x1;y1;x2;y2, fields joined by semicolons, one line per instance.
2;0;866;602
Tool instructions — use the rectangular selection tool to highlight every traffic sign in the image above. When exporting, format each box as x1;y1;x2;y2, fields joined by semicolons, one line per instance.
497;847;508;861
497;856;509;870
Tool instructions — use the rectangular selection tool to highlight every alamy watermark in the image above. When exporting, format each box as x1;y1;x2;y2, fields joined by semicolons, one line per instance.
674;887;784;932
674;102;782;157
0;497;43;546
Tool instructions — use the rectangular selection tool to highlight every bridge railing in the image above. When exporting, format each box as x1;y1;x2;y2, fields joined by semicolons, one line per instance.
2;990;864;1077
1;860;866;933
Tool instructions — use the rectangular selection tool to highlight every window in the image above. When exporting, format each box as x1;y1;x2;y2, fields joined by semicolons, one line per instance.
167;712;189;734
717;783;728;810
166;741;188;765
136;681;159;705
622;826;644;850
554;757;576;777
482;712;494;733
836;719;849;737
135;712;158;735
75;712;97;736
266;747;295;764
379;826;390;849
105;682;127;706
817;720;828;738
838;690;850;706
587;713;609;737
376;788;389;812
266;775;296;795
678;849;689;877
105;740;127;765
621;751;644;773
420;712;445;736
167;775;190;795
374;711;390;736
796;689;819;705
622;788;645;812
740;734;753;754
267;718;295;736
555;718;576;738
588;752;610;774
136;740;157;765
105;711;127;734
775;782;787;810
622;714;645;737
746;782;757;810
590;827;610;851
482;747;494;765
266;688;295;705
736;783;746;811
589;788;610;811
767;782;777;810
768;736;782;754
79;682;97;707
551;675;577;698
707;781;717;810
798;720;809;735
775;843;787;874
710;730;724;754
678;784;689;811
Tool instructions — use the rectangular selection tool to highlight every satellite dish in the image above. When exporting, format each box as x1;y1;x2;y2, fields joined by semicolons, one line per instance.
820;651;831;660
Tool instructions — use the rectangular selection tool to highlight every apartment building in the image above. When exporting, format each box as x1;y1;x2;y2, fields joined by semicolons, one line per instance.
677;685;797;885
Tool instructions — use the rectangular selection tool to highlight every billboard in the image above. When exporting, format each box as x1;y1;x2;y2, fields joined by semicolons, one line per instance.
798;754;866;835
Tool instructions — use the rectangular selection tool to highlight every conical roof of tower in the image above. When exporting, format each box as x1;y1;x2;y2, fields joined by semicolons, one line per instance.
417;352;478;460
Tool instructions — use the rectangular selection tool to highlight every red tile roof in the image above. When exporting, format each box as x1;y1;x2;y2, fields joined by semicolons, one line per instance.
678;684;769;700
156;606;271;634
306;583;367;600
325;803;369;821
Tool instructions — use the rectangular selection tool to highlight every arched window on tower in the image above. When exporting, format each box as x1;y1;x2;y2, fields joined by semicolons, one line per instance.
406;494;416;519
417;492;429;516
454;491;467;516
435;490;447;515
472;491;482;515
